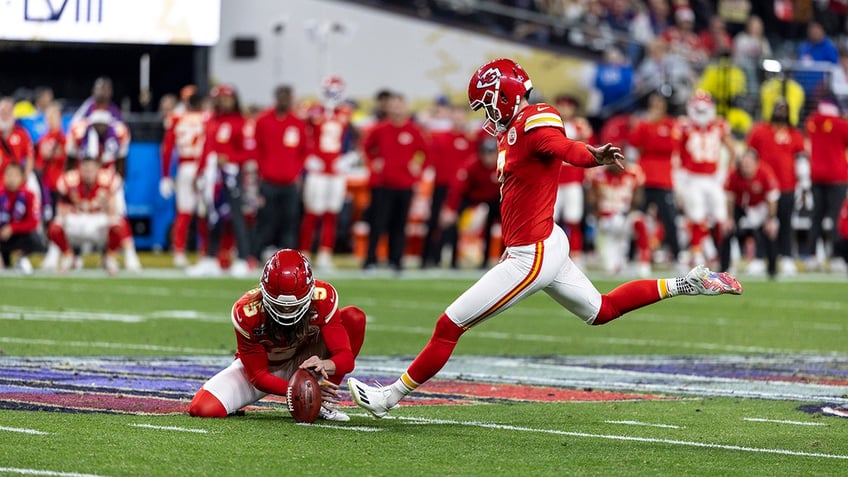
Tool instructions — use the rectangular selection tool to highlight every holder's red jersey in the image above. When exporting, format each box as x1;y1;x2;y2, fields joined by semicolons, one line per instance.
629;117;679;189
678;118;730;175
496;103;598;247
229;280;353;396
724;162;779;208
805;112;848;184
746;122;805;192
161;111;207;177
35;129;67;191
558;117;595;185
0;126;34;175
589;164;645;216
56;167;121;214
307;107;352;173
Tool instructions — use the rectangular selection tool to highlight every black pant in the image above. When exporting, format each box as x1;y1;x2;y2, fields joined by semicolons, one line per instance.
421;184;449;267
207;172;251;260
440;197;501;269
364;186;413;269
253;181;301;258
1;232;42;265
642;188;680;259
720;206;778;278
803;183;848;257
775;191;796;257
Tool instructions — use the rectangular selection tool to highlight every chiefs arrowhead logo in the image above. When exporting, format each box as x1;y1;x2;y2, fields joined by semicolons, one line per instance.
476;67;501;88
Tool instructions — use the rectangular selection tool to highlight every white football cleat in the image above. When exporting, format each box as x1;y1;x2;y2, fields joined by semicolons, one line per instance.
685;264;743;295
124;251;142;272
173;252;189;268
318;403;350;422
347;377;393;419
41;243;61;270
186;257;222;277
103;256;119;276
229;259;251;278
17;257;33;275
57;254;74;274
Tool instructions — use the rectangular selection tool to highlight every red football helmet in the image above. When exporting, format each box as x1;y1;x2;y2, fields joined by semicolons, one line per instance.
260;249;315;326
468;58;533;136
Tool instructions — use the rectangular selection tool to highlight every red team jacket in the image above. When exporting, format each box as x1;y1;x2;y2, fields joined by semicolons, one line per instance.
35;129;67;192
805;112;848;185
0;126;34;175
496;103;598;247
198;112;252;174
254;109;309;185
724;162;780;209
361;118;429;189
0;186;39;234
747;122;806;192
427;130;474;187
229;280;354;396
629;116;679;190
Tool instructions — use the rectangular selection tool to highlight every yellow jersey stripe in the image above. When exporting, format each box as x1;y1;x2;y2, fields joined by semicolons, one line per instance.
525;114;564;132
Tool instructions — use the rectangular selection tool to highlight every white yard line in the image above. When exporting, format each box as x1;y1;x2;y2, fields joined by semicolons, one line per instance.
128;424;208;434
299;423;382;432
743;418;827;426
0;426;50;435
0;468;108;477
0;337;223;354
604;420;684;429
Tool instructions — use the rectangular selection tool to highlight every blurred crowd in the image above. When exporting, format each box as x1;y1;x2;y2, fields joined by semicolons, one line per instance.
2;0;848;278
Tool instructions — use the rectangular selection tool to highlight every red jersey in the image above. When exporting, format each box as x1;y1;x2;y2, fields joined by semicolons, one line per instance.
496;103;598;247
198;112;251;174
0;126;34;175
558;117;595;185
805;112;848;184
678;118;730;175
0;186;39;234
724;162;779;209
254;109;309;185
56;167;121;214
445;155;500;210
589;164;645;216
161;111;207;177
65;119;130;167
427;130;474;186
629;117;679;189
35;129;67;191
747;122;806;192
361;118;429;189
229;280;353;396
307;107;352;173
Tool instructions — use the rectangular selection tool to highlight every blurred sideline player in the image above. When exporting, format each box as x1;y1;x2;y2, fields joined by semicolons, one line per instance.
676;90;736;268
348;59;743;418
0;162;41;274
553;94;594;264
35;103;68;221
0;97;41;205
588;162;656;277
47;156;137;274
719;149;780;277
299;76;355;270
189;249;366;421
160;92;208;268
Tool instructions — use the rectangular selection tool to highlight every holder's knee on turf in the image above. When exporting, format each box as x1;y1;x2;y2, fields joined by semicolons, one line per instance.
189;388;228;418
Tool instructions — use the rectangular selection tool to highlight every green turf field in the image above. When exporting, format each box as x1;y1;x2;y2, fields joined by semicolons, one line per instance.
0;272;846;476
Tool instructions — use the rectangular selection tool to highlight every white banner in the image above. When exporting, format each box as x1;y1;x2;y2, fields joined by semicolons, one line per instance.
0;0;221;45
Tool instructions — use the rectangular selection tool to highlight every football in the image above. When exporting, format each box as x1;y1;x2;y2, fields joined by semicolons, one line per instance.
286;368;322;423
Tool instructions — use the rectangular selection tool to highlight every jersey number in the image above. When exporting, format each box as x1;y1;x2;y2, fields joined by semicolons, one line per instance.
685;129;722;164
319;121;344;154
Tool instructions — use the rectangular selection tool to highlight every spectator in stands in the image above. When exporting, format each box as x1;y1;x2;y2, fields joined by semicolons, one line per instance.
0;162;40;274
630;0;673;45
595;47;636;115
34;103;67;221
438;136;501;269
720;148;780;277
569;0;614;52
71;77;122;123
421;105;474;269
48;156;137;274
700;16;734;59
554;94;594;264
188;85;253;277
629;92;682;263
746;100;806;275
760;71;805;127
802;99;848;271
636;37;695;112
831;47;848;107
697;49;748;128
251;85;308;265
796;21;841;98
732;15;771;94
361;94;429;274
716;0;751;35
662;5;708;68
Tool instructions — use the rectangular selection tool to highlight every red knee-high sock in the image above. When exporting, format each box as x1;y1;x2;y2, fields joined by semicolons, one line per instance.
320;212;338;251
172;212;192;253
329;306;367;385
189;388;228;418
689;222;708;251
299;212;320;252
107;225;123;253
47;223;70;253
593;279;663;325
633;217;651;263
565;222;583;256
405;314;465;385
